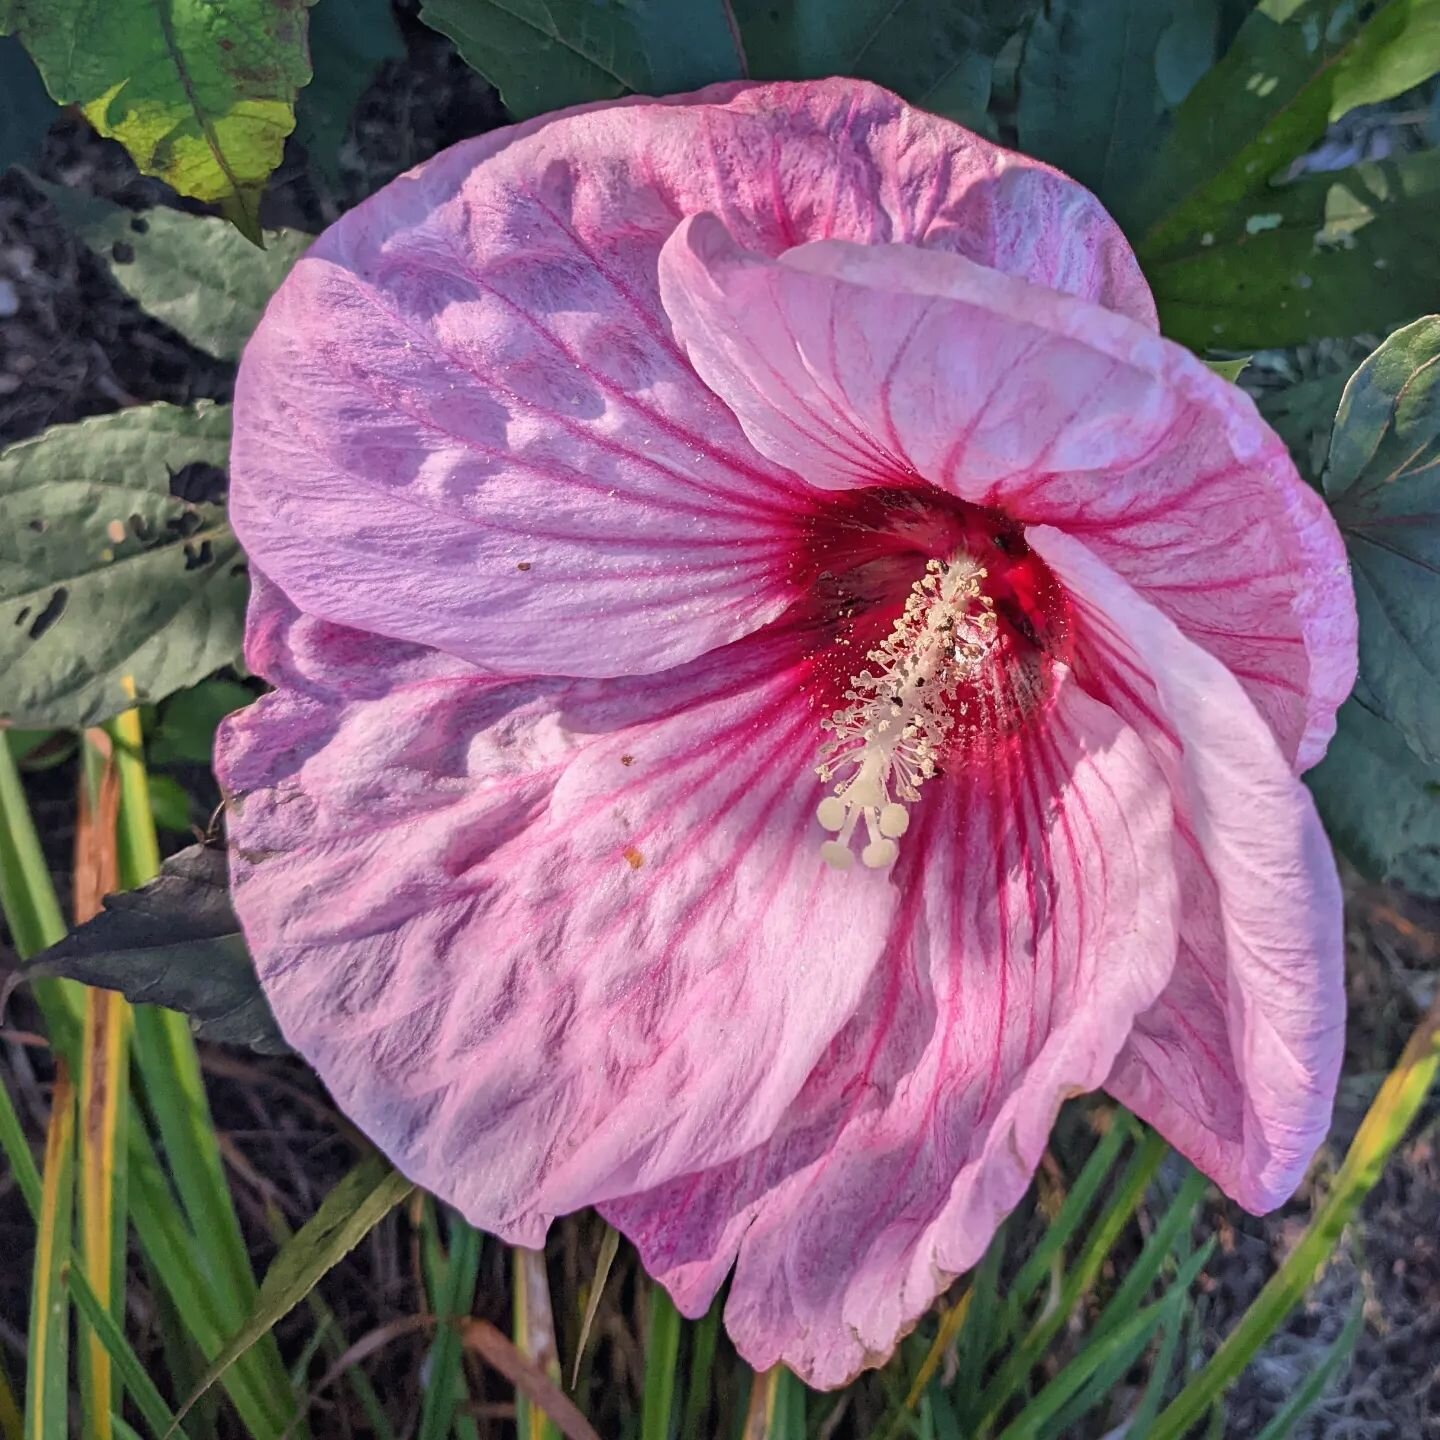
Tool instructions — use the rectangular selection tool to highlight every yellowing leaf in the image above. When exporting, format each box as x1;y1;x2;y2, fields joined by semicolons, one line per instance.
1;0;316;240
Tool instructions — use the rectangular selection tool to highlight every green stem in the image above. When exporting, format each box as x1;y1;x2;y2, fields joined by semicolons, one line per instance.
640;1286;682;1440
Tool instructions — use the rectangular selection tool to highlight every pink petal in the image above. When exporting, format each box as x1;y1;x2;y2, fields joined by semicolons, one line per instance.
1027;526;1346;1211
218;577;902;1242
607;678;1180;1386
231;78;1151;680
658;224;1355;765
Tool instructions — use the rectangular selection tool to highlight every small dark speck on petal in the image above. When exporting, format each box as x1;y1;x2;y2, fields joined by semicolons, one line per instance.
516;561;532;572
623;846;644;870
620;754;635;766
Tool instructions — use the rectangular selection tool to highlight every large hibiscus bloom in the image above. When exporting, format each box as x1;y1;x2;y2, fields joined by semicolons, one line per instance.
219;79;1357;1385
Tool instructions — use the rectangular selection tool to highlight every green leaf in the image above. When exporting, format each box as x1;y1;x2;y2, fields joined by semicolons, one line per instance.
1323;315;1440;762
1137;0;1440;256
151;678;256;766
1257;366;1352;478
1205;356;1252;382
1016;0;1181;219
1;0;317;240
36;184;308;362
0;35;56;173
734;0;1032;128
1147;151;1440;349
22;843;289;1054
147;773;193;832
0;402;246;729
26;1065;74;1440
1252;1300;1363;1439
418;0;744;120
1308;699;1440;897
294;0;404;186
169;1154;414;1437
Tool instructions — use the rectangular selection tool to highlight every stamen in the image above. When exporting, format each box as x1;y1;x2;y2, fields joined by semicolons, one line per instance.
815;554;998;870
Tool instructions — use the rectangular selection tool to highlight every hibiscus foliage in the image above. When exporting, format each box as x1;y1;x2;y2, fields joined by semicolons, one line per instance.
2;1;1440;1437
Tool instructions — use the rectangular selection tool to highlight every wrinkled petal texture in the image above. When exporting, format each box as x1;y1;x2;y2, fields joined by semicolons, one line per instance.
231;78;1154;679
222;576;903;1241
225;77;1357;1389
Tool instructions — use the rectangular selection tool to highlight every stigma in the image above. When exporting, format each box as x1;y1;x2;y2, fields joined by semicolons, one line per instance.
816;554;998;870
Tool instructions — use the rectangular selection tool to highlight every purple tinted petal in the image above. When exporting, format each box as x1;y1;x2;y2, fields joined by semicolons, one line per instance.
232;79;1151;679
218;588;901;1242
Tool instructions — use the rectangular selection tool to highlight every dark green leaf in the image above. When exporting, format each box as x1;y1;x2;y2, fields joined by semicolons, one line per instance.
1016;0;1180;218
170;1154;414;1437
148;773;194;833
36;183;308;363
418;0;744;120
735;0;1032;129
1137;0;1440;256
1257;366;1353;478
1308;699;1440;897
1324;315;1440;762
21;843;288;1054
0;402;246;728
1147;151;1440;349
0;34;56;173
151;678;256;766
294;0;404;187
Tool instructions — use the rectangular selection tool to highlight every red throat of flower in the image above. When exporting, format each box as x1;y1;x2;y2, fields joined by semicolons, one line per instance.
799;488;1073;871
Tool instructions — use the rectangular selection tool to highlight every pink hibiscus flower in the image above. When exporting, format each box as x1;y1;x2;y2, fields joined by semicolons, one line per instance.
218;79;1357;1385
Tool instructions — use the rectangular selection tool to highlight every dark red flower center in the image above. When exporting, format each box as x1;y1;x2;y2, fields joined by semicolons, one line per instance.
791;485;1072;869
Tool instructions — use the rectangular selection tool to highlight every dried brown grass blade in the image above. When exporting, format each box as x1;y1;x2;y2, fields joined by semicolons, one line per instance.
460;1319;601;1440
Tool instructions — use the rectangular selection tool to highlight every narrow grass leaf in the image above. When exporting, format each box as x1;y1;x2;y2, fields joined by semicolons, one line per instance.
979;1128;1168;1428
75;728;128;1440
1252;1300;1363;1440
0;1079;41;1216
1086;1165;1208;1347
1150;989;1440;1440
571;1226;620;1388
416;1212;480;1440
69;1263;186;1440
678;1294;720;1440
640;1284;682;1440
1009;1114;1133;1312
168;1153;413;1436
1041;1241;1213;1440
0;1358;21;1440
25;1060;74;1440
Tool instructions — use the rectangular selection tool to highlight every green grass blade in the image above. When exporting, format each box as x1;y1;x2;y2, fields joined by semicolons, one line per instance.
1009;1114;1134;1311
947;1222;1008;1430
1040;1241;1213;1440
25;1062;75;1440
678;1293;719;1440
571;1226;620;1389
106;708;300;1429
640;1285;682;1440
127;1126;291;1439
168;1152;413;1437
1117;1277;1190;1437
1150;993;1440;1440
70;1262;187;1440
0;733;67;958
0;1078;42;1216
1086;1164;1207;1347
1252;1301;1363;1440
768;1368;805;1440
416;1213;482;1440
977;1127;1168;1429
0;1356;22;1440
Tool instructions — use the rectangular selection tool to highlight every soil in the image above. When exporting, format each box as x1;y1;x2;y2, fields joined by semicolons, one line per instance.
1;16;1437;1439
